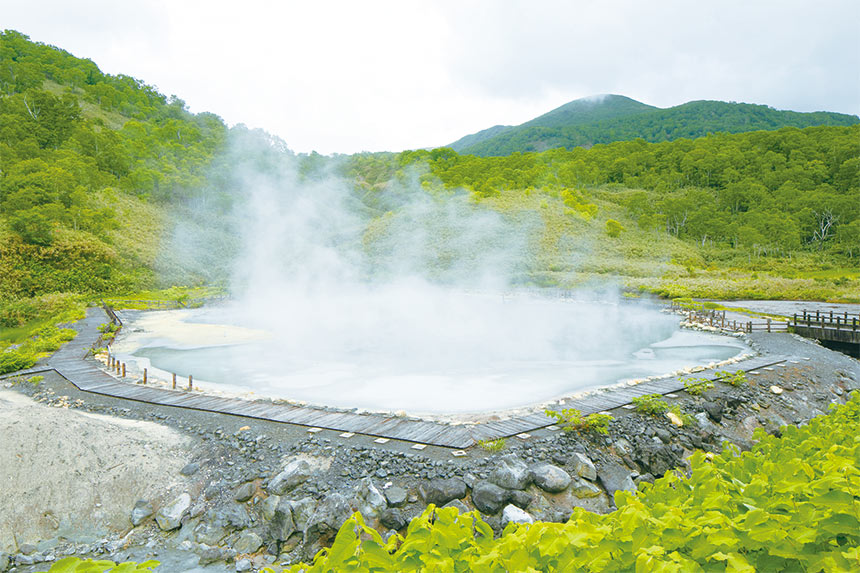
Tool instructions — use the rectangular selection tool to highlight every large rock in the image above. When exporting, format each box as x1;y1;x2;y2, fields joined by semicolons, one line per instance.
268;498;295;541
379;508;407;531
489;454;532;490
261;495;281;521
289;497;317;533
633;442;679;477
569;477;602;498
268;459;312;495
570;453;597;481
384;486;407;508
703;401;724;423
443;499;471;514
419;478;467;506
131;499;153;526
471;480;509;515
531;463;571;493
500;504;534;529
597;462;636;502
234;482;255;502
305;493;352;543
233;531;263;554
355;477;387;516
156;493;192;531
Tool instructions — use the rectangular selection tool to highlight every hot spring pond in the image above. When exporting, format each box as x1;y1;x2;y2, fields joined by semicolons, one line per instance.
110;292;748;414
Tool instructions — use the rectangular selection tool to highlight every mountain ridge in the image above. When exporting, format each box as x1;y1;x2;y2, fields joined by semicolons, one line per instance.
449;94;860;156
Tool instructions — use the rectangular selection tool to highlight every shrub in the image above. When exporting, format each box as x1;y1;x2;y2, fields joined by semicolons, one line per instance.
478;438;506;452
683;377;714;396
545;408;612;435
36;557;160;572
631;394;669;416
715;370;747;387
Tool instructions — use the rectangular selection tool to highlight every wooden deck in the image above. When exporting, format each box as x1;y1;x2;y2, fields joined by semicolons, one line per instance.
1;308;788;449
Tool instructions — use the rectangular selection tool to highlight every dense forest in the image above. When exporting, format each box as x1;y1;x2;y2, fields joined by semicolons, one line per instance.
452;94;859;157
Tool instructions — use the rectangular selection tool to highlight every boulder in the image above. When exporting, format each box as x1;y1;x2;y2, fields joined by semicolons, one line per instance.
155;493;192;531
570;453;597;481
356;477;387;516
289;497;317;533
384;486;407;508
268;459;312;495
131;499;153;526
379;508;407;531
703;401;723;423
471;480;509;515
531;463;571;493
233;531;263;554
488;454;532;490
235;558;252;572
508;490;533;509
305;493;352;543
419;478;467;506
261;495;281;521
597;462;636;502
569;477;602;498
269;498;295;541
500;504;534;528
442;499;471;514
234;482;255;503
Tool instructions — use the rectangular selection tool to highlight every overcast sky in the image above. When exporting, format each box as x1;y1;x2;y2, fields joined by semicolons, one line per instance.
3;0;859;154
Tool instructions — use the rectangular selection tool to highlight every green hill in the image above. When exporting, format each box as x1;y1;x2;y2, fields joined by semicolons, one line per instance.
453;95;860;156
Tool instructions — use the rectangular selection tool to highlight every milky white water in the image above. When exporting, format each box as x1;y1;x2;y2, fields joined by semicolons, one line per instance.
111;291;747;414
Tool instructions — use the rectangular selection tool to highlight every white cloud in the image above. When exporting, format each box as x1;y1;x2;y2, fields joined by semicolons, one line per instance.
2;0;858;153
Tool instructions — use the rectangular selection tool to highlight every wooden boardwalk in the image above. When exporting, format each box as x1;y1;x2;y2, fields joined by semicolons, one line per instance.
1;308;788;449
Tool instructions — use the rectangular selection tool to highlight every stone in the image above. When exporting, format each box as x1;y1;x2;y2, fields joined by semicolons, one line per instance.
305;493;352;543
613;438;633;456
261;495;281;521
356;477;387;516
233;531;263;554
442;499;471;514
500;504;534;528
488;454;532;490
234;482;255;503
471;480;509;515
156;493;191;531
655;428;673;443
195;522;228;546
235;558;252;572
531;463;571;493
268;459;312;495
570;453;597;481
383;486;407;508
770;385;784;395
131;499;154;526
289;497;317;533
665;411;684;426
180;462;200;476
19;543;36;555
569;477;602;498
379;508;407;531
0;552;8;571
597;462;636;502
198;546;226;566
269;498;295;541
419;478;467;506
508;490;533;509
703;401;723;423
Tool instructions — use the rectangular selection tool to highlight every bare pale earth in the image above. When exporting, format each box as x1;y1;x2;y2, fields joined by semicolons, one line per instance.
0;390;191;551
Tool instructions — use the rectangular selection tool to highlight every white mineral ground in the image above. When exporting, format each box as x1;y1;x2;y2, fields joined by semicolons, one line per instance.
0;390;191;552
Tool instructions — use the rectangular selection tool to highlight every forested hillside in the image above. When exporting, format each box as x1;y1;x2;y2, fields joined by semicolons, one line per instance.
454;95;859;157
0;30;227;298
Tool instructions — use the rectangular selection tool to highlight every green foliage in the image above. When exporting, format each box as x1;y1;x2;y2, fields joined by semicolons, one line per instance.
683;377;714;396
285;393;860;571
605;218;625;237
715;370;748;387
455;95;859;157
631;393;670;415
97;322;119;334
35;557;160;573
0;293;84;374
478;438;507;452
668;405;696;427
545;408;612;435
27;374;44;385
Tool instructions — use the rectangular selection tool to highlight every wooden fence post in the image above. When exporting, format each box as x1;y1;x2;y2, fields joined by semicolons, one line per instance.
143;368;147;384
188;374;193;390
172;373;177;389
767;318;771;333
121;363;126;377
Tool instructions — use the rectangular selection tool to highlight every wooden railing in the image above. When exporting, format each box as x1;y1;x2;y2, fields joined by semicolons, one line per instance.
670;302;789;333
791;309;859;332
